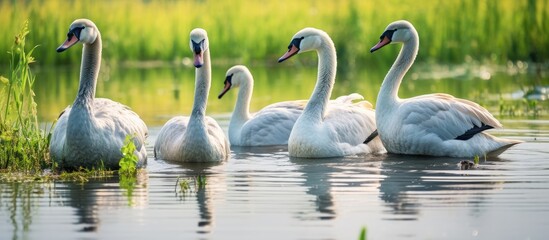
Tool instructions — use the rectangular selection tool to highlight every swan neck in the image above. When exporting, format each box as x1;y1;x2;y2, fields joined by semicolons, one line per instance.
73;31;101;111
378;33;418;106
233;77;252;122
303;39;336;120
190;49;211;121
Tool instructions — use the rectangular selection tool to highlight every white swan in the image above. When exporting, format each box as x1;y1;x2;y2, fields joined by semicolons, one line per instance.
218;65;306;146
370;20;521;157
278;28;385;158
49;19;148;170
154;28;230;162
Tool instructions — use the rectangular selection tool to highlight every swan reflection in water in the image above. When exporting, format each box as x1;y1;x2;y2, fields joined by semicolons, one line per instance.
230;146;339;220
378;154;505;220
171;162;222;234
64;173;149;233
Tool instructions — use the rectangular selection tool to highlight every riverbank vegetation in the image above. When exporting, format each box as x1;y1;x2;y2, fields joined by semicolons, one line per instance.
0;22;128;182
0;21;50;175
0;0;546;67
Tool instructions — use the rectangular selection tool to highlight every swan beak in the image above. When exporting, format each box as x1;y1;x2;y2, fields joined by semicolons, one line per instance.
193;51;204;68
56;35;79;52
370;36;391;53
218;77;232;99
278;45;299;63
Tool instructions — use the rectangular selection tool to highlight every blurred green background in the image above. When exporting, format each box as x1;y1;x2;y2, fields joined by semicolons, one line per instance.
1;0;547;66
1;0;547;124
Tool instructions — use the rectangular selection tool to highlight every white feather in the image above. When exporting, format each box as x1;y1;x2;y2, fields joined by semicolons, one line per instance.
372;20;521;157
219;65;304;146
154;28;229;162
279;28;385;158
49;19;148;169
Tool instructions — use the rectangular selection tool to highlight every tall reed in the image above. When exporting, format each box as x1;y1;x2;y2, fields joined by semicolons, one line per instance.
0;21;50;172
0;0;546;67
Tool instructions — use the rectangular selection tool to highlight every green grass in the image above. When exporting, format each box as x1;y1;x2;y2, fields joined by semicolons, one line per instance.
0;164;115;183
0;21;116;183
499;97;543;118
0;20;50;173
0;0;546;67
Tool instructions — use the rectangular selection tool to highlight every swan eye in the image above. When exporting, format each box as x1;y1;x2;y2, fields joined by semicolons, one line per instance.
69;26;85;40
224;74;233;85
382;29;397;40
288;36;304;50
191;39;204;54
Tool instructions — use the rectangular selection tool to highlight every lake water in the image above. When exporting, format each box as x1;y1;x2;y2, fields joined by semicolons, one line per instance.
1;63;549;239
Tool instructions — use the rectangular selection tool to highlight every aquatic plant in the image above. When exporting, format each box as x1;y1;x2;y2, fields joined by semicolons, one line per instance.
175;175;208;196
195;175;207;189
119;134;139;176
358;226;367;240
0;20;50;173
58;163;114;184
474;155;480;165
116;134;142;205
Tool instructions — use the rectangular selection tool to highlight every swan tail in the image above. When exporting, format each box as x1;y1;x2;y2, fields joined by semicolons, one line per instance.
363;129;379;144
486;139;522;157
334;93;364;103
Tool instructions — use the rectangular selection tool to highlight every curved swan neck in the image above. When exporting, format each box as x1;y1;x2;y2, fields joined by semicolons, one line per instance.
234;74;253;121
190;49;211;121
304;36;336;120
74;31;102;107
378;31;418;106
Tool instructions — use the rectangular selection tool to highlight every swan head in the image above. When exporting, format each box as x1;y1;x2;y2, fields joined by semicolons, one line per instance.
190;28;209;68
57;19;99;52
278;28;327;63
218;65;251;99
370;20;416;53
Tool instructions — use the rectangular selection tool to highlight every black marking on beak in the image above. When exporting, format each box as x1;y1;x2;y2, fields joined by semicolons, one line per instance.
218;74;233;99
370;29;397;53
278;36;304;63
192;39;204;54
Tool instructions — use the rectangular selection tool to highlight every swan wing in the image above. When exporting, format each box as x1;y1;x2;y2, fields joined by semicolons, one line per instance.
332;93;365;104
154;116;189;159
205;116;230;155
50;98;148;165
93;98;148;154
240;101;304;146
400;93;502;141
260;100;308;111
49;106;71;161
323;99;377;145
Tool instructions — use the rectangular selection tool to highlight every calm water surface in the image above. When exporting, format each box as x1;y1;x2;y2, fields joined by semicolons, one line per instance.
1;64;549;239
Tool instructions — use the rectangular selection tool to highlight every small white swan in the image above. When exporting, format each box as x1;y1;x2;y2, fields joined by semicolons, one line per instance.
218;65;306;146
278;28;385;158
49;19;148;169
154;28;230;162
370;20;521;157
